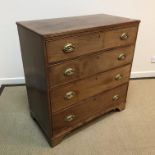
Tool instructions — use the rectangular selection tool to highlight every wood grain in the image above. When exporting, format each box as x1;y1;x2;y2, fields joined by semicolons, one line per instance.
52;84;128;135
46;27;137;63
104;26;138;49
17;14;140;147
17;26;52;139
16;14;140;38
51;65;131;112
49;46;134;87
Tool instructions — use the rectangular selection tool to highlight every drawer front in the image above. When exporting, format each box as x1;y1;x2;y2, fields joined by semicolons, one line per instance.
52;84;128;135
51;64;131;112
46;27;138;63
104;26;138;49
49;46;134;87
46;32;103;63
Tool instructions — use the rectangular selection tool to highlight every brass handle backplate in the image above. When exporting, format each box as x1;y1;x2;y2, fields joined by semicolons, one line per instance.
115;74;123;81
64;91;76;100
113;95;119;101
64;68;75;76
64;114;75;122
63;43;75;53
120;33;128;40
118;53;126;61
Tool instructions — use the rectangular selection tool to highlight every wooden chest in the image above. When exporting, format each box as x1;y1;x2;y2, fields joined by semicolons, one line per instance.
17;14;140;146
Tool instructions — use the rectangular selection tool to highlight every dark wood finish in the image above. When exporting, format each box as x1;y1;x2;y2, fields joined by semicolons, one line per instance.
17;26;52;139
46;26;137;63
52;84;128;135
46;31;103;63
16;14;139;38
49;46;134;87
104;26;138;48
51;65;131;112
17;14;140;147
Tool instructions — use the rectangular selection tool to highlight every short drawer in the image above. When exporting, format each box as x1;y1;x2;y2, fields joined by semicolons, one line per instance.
52;84;128;135
46;27;138;63
49;46;134;87
46;31;103;63
104;26;138;49
51;64;131;112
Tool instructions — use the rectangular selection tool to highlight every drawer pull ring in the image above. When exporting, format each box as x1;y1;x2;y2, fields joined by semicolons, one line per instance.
113;95;119;101
115;74;123;80
64;114;75;122
118;53;126;60
120;33;128;40
64;68;75;76
64;91;76;100
63;43;75;53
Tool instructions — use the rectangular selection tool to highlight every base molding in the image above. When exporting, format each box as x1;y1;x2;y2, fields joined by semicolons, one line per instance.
0;71;155;87
0;77;25;87
130;71;155;78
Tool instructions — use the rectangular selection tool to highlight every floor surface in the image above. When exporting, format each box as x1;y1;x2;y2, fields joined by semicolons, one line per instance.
0;79;155;155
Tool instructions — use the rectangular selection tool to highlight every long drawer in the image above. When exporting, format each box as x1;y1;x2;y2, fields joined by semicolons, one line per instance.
51;64;131;112
52;84;128;135
49;46;134;87
46;27;138;63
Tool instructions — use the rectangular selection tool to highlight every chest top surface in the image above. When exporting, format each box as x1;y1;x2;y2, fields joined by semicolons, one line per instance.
17;14;140;38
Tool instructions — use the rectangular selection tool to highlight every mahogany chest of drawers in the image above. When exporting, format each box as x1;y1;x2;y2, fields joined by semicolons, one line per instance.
17;14;140;146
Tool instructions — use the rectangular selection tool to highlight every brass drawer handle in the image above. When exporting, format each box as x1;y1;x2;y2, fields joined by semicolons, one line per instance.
64;114;75;122
120;33;128;40
64;91;76;100
63;43;75;53
113;95;119;101
115;74;123;80
64;68;75;76
118;53;126;61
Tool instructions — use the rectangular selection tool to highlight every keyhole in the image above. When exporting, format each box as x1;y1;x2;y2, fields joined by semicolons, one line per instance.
96;56;100;59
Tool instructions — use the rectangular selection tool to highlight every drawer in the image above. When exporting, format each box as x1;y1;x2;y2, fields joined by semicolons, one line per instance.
104;26;138;49
51;64;131;112
46;31;104;63
46;27;138;63
52;84;128;135
49;46;134;87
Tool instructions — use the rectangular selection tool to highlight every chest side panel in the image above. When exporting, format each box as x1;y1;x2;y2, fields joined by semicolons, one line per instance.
17;25;52;139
